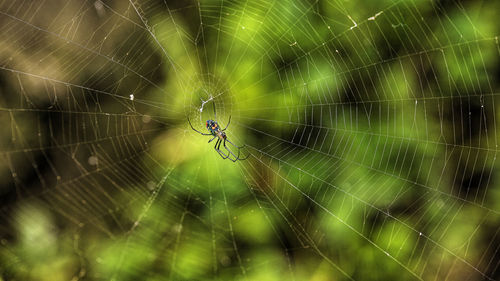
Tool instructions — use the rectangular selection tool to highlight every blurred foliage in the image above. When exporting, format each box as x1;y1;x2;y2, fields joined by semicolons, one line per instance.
0;0;500;280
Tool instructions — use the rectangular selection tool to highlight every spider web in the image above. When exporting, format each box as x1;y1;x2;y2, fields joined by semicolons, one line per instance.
0;0;499;280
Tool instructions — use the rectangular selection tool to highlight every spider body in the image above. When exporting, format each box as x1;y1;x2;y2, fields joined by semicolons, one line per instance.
188;104;248;162
206;120;226;140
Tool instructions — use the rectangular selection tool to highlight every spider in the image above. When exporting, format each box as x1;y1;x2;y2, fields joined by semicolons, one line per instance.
188;103;248;162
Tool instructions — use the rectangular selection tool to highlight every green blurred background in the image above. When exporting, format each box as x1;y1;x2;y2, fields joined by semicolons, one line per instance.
0;0;499;280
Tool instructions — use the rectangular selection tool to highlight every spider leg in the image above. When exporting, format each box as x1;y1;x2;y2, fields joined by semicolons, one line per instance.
222;115;231;131
214;139;229;159
214;139;221;151
223;139;239;160
224;139;250;161
216;148;230;159
224;139;249;162
214;139;221;154
237;150;250;160
212;103;232;133
188;117;212;136
225;139;245;150
226;151;238;162
225;138;241;158
208;136;216;143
